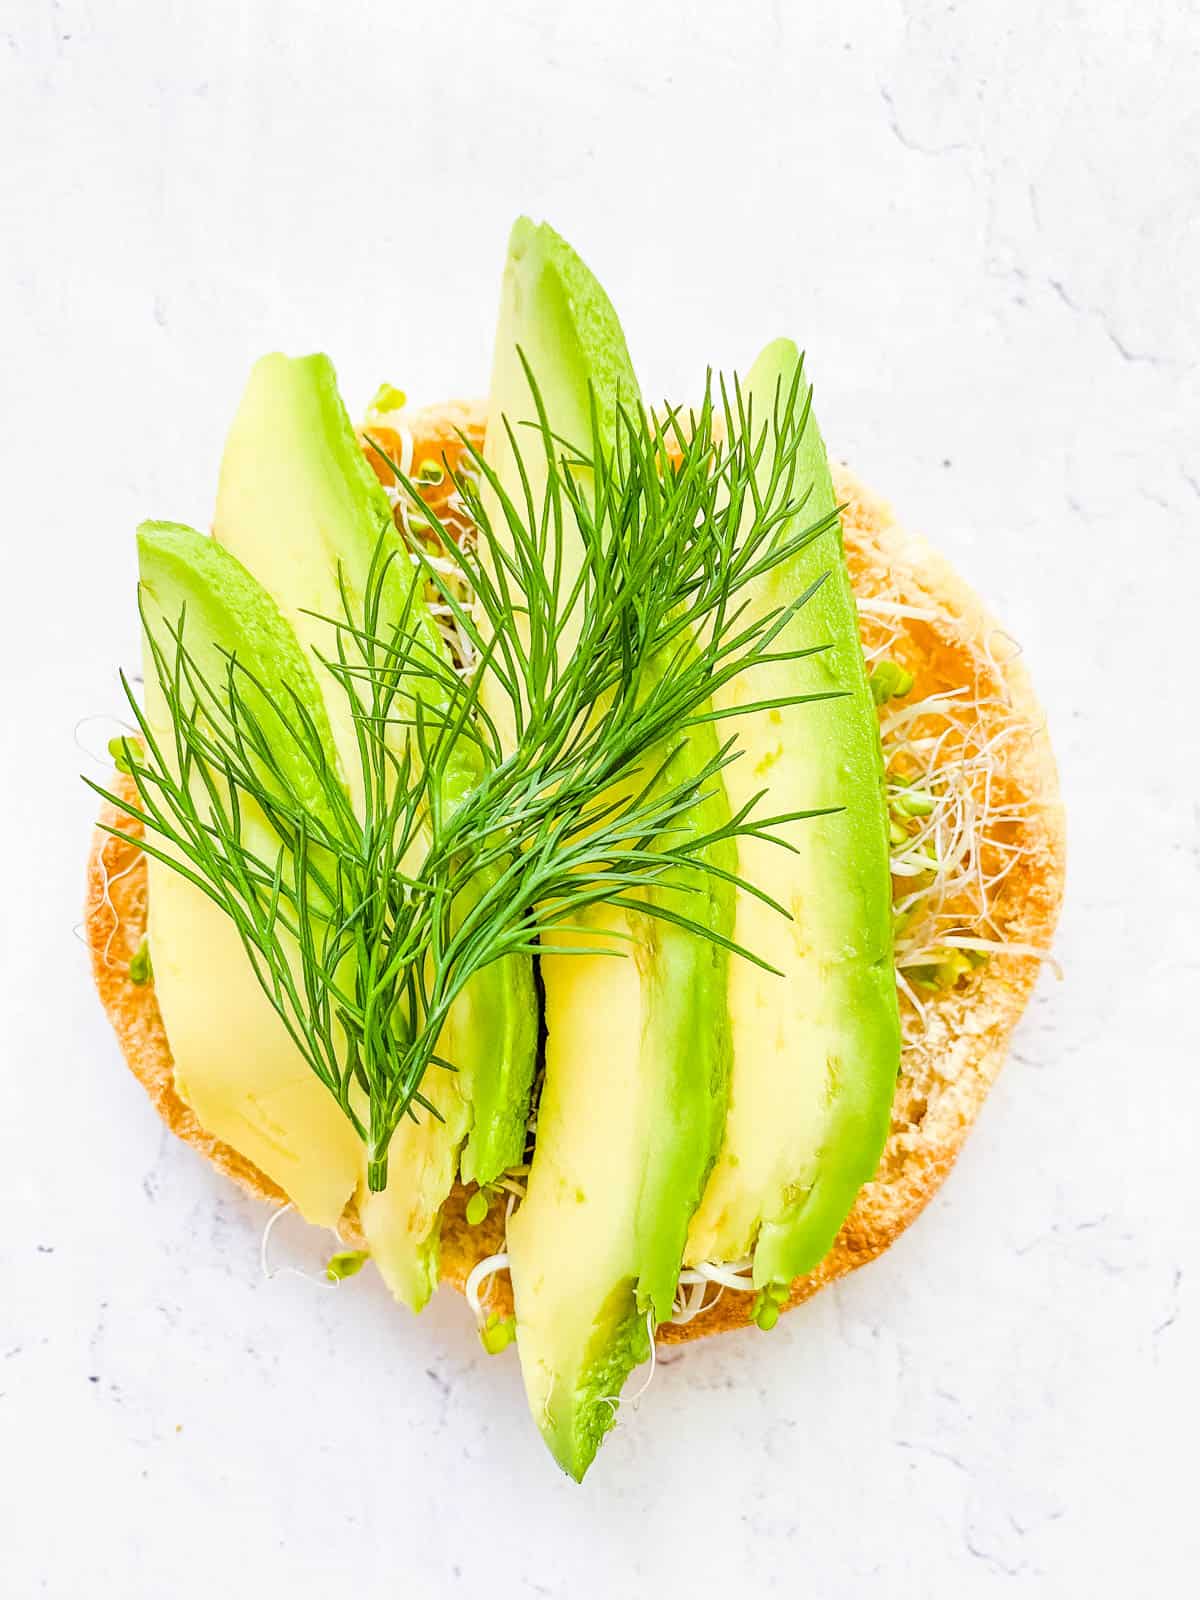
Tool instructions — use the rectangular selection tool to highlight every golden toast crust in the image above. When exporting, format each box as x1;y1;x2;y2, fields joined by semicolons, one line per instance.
85;402;1065;1342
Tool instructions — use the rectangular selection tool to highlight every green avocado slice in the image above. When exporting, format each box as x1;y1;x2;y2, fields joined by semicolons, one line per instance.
482;220;734;1480
203;354;536;1305
136;521;365;1228
684;339;901;1291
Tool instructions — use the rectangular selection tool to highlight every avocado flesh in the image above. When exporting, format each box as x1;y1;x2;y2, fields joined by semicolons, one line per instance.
137;522;363;1228
214;353;442;811
476;216;639;756
171;353;534;1306
138;528;460;1283
684;339;901;1289
482;221;733;1479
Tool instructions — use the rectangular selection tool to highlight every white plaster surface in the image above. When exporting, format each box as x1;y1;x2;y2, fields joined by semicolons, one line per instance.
3;2;1198;1594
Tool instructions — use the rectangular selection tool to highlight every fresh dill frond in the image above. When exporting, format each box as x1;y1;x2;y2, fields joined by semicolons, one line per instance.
89;367;840;1189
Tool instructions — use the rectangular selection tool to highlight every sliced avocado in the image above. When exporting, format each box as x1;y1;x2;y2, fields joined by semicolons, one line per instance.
478;215;640;754
483;221;733;1479
214;352;425;810
684;340;901;1289
206;355;536;1306
137;521;364;1228
139;526;487;1296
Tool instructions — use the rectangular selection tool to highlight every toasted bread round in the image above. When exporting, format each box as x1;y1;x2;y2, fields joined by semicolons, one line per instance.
86;401;1065;1343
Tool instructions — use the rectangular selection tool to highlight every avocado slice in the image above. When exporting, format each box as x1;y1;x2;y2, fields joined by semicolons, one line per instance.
139;527;491;1292
137;521;364;1228
213;352;425;813
477;218;640;752
481;221;734;1479
206;354;536;1305
684;340;901;1290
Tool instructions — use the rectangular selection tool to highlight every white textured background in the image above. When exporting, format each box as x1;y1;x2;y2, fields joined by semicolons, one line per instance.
3;3;1198;1594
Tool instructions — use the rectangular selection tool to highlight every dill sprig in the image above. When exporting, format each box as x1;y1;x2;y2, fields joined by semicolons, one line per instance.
90;365;841;1190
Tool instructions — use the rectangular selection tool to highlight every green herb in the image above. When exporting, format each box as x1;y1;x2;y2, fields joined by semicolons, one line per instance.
480;1313;516;1354
128;937;152;985
326;1249;370;1283
909;946;989;992
369;382;407;414
870;659;914;705
108;735;142;776
752;1279;789;1330
465;1189;490;1226
89;367;841;1190
892;789;933;818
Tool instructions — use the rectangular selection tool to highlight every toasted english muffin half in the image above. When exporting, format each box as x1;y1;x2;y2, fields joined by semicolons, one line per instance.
85;400;1065;1343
